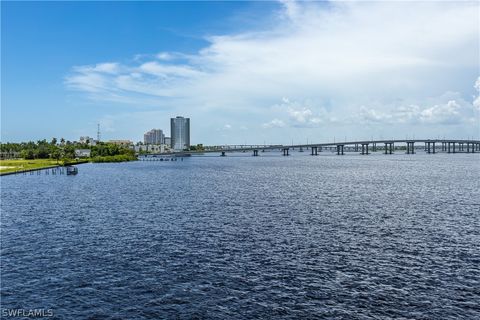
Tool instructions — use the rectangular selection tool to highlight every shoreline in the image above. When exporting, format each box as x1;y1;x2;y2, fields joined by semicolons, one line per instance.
0;160;90;176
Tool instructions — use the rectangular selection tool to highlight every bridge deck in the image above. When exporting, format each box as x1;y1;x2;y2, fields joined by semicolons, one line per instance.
157;139;480;156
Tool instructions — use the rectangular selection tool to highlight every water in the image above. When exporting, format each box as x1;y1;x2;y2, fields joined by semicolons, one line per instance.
1;153;479;319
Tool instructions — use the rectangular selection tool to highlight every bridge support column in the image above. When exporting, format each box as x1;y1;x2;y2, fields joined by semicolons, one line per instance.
432;142;436;154
453;142;456;153
253;149;258;156
311;146;318;155
355;144;358;152
427;142;431;154
372;143;377;152
361;143;369;155
282;148;289;156
442;142;446;152
384;143;394;154
221;151;226;156
337;145;344;155
406;142;415;154
447;142;451;153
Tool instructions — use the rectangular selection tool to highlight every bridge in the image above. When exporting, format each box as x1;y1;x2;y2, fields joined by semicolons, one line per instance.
153;139;480;157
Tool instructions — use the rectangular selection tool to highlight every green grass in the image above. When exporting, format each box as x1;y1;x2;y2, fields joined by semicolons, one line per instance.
0;156;135;174
0;159;60;174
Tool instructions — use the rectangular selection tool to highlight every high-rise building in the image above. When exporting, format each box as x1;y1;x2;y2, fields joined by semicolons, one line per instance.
143;129;164;145
170;116;190;150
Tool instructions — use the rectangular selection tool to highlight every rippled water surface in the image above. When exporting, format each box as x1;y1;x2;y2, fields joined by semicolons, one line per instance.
1;153;479;319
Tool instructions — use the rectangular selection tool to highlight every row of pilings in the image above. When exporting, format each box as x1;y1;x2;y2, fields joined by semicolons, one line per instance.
215;141;480;156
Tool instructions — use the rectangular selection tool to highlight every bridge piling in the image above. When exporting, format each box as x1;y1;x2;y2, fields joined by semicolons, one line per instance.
406;141;415;154
361;143;369;155
337;145;344;155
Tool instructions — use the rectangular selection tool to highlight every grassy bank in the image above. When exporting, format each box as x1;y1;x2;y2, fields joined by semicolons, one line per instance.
0;159;61;174
0;156;137;175
0;159;91;174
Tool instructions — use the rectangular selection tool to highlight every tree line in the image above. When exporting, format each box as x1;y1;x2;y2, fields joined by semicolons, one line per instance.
0;138;134;161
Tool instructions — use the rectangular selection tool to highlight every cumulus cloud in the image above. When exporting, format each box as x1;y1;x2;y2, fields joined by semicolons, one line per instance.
262;119;285;128
65;0;479;140
268;98;327;127
474;77;480;110
358;98;477;125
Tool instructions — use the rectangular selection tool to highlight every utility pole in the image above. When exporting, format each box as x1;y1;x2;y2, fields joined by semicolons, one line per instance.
97;123;101;142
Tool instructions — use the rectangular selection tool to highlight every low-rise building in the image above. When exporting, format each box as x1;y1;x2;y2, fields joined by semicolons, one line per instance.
133;144;167;154
74;149;91;158
108;140;133;147
79;136;97;146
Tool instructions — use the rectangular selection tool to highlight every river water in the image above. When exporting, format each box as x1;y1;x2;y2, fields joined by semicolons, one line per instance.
1;152;479;319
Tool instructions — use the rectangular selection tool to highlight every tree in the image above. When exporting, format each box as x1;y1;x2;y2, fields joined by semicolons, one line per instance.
21;149;35;160
36;145;50;159
51;137;57;145
51;150;61;163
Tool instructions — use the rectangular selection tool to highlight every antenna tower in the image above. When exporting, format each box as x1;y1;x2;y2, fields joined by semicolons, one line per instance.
97;123;101;142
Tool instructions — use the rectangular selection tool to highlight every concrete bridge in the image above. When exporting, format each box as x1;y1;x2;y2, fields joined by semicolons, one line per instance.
159;139;480;157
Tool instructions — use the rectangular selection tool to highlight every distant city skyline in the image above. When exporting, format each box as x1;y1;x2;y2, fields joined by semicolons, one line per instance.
2;1;479;144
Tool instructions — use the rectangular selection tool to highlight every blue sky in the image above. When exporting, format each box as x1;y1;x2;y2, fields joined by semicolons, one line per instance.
2;1;479;144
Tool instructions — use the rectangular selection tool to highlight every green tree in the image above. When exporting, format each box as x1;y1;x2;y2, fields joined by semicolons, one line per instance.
51;149;61;163
21;149;35;160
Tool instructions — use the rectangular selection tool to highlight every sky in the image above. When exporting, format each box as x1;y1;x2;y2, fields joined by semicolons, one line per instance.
2;0;479;145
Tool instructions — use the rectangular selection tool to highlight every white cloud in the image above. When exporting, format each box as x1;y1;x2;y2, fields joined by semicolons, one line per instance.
262;118;285;128
358;98;477;125
269;98;326;127
474;76;480;111
65;1;480;141
156;52;174;61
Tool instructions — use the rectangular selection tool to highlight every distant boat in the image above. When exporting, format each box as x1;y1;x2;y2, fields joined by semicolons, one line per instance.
66;166;78;175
